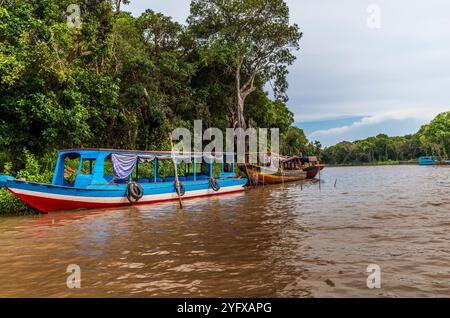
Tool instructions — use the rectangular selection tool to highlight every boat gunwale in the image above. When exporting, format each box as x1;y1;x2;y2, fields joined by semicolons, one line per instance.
6;177;244;192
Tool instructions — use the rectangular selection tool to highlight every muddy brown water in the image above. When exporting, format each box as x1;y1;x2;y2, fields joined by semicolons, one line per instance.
0;165;449;297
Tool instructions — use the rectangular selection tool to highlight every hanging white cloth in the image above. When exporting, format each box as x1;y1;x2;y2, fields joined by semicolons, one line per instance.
111;154;138;179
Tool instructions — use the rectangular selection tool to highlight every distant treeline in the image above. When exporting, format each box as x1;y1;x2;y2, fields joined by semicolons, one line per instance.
0;0;314;171
321;112;450;165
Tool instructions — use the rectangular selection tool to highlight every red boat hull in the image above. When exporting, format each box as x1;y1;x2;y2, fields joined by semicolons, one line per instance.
7;187;245;213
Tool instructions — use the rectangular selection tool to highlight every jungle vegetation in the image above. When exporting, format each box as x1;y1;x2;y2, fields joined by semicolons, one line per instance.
321;112;450;165
0;0;307;166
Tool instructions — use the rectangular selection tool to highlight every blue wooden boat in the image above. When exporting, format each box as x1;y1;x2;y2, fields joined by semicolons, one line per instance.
418;156;450;166
5;148;247;213
418;156;437;165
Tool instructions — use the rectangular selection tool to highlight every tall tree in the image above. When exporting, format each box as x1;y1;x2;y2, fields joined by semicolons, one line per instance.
188;0;302;128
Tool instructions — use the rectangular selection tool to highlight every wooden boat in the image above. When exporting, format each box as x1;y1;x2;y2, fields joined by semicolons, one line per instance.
418;156;450;166
5;148;247;213
418;156;437;165
239;156;307;185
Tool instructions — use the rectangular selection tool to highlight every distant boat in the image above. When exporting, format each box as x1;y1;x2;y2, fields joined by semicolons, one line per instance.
5;148;247;213
418;156;436;165
418;156;450;166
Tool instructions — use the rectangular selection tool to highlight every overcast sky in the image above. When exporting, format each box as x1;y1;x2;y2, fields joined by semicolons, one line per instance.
124;0;450;146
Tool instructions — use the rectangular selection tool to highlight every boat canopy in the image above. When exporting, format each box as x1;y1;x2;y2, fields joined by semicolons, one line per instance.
52;148;238;186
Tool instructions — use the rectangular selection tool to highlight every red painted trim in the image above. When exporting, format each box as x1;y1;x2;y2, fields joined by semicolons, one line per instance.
7;188;245;214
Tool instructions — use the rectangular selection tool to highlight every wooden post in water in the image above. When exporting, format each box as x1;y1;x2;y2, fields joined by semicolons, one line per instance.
244;161;254;187
318;168;321;191
169;133;183;209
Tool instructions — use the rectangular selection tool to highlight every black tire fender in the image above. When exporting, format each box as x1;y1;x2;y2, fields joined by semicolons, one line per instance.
127;182;144;202
209;178;221;192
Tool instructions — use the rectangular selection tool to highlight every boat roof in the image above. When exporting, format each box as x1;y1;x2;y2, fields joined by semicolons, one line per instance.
57;148;237;155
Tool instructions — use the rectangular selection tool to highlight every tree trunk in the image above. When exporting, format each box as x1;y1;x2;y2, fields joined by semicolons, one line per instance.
235;67;246;129
234;65;256;130
236;93;246;130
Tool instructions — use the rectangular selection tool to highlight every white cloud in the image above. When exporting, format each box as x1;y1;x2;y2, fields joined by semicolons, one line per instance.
307;107;448;146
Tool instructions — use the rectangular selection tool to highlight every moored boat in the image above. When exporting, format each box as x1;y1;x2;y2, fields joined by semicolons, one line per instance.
418;156;437;166
5;149;247;213
239;156;307;185
418;156;450;166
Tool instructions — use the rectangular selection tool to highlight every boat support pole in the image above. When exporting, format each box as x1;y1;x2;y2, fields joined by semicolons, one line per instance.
169;133;183;209
318;168;322;191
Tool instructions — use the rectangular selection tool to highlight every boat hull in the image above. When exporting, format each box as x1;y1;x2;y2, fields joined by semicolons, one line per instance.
418;156;450;166
239;165;307;185
6;178;247;213
303;164;325;179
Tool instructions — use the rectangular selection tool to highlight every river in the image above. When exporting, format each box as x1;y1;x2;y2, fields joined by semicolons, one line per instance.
0;165;449;297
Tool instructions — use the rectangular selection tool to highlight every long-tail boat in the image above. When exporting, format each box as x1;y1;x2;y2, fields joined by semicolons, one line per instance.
239;155;307;185
300;156;326;179
5;149;247;213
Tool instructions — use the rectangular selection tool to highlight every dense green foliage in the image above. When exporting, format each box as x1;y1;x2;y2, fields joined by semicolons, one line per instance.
0;0;304;164
0;149;53;215
418;112;450;158
321;112;450;165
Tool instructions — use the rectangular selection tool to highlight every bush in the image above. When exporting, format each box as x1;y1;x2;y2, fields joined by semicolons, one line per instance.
0;188;31;215
15;149;53;183
0;149;54;215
